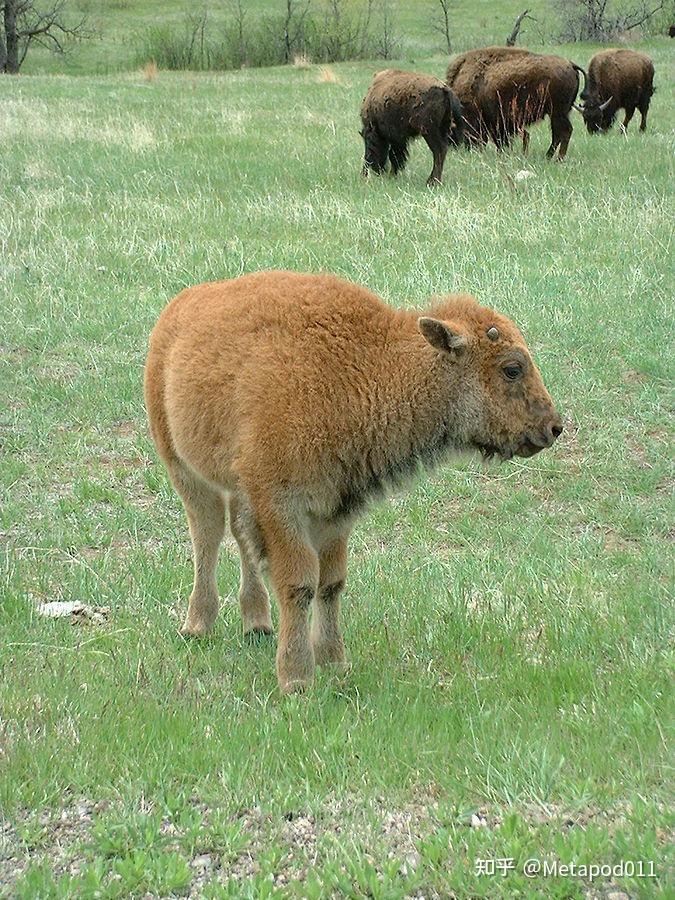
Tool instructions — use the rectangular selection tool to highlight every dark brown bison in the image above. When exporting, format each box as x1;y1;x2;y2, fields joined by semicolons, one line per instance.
446;46;585;159
668;25;675;37
360;69;463;186
578;49;654;135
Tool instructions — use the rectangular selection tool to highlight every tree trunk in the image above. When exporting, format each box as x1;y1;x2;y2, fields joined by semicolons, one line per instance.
4;0;21;73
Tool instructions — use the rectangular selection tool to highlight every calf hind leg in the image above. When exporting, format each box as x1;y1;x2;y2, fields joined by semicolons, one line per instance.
169;459;226;637
229;492;273;636
312;534;348;668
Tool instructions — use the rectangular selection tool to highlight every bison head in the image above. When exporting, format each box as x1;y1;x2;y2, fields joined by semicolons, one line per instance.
577;93;615;134
419;296;562;461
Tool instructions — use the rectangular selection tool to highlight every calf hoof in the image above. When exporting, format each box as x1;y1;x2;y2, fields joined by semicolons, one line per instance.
279;676;312;695
244;622;274;641
180;620;213;638
313;641;347;668
277;650;315;695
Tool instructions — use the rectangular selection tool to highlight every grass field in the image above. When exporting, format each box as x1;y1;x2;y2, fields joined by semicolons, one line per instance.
1;9;674;898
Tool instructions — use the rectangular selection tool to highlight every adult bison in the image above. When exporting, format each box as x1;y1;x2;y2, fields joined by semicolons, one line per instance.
360;69;463;186
578;49;654;134
145;271;562;693
446;46;585;159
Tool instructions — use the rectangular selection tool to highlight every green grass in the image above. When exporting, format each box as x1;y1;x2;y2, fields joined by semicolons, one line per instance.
1;29;674;900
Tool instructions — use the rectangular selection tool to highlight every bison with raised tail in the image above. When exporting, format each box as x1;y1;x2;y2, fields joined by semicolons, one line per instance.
360;69;463;185
446;46;585;159
145;271;563;694
578;49;654;135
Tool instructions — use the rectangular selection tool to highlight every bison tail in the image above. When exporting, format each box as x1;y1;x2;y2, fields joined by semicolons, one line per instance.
570;62;587;97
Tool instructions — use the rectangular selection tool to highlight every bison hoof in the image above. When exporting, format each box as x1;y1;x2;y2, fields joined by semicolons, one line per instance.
279;677;312;695
180;620;213;638
243;622;274;640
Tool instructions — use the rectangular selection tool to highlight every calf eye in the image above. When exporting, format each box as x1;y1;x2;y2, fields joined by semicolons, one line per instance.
503;363;523;381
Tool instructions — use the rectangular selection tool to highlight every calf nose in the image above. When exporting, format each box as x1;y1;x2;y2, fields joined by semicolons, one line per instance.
542;419;563;447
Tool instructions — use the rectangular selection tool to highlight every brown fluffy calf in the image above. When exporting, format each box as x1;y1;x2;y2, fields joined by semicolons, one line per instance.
145;271;562;693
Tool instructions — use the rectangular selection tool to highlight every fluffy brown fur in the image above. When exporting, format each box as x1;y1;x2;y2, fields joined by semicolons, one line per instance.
446;46;584;159
360;69;463;186
579;49;654;134
145;271;562;693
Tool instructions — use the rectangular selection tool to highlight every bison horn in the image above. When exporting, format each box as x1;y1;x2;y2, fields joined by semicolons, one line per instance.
598;96;613;111
486;326;500;341
572;102;585;112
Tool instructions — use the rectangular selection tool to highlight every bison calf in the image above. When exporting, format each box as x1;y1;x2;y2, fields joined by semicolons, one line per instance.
578;49;654;135
145;271;562;693
360;69;463;186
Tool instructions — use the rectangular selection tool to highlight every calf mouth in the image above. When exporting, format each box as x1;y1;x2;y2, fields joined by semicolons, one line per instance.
474;436;546;461
515;438;544;458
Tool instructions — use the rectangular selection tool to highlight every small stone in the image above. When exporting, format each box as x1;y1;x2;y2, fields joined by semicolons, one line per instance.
400;852;420;876
470;813;487;829
191;853;213;869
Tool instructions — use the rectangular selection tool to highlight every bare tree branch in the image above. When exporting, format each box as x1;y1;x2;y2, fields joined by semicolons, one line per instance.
506;9;535;45
429;0;453;54
2;0;90;73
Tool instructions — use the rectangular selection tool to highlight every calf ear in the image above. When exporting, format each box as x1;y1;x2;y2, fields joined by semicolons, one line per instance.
418;317;468;356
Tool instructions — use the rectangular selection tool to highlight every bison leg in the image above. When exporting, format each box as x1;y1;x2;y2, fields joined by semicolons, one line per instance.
638;97;650;132
362;126;389;177
422;132;449;186
169;459;226;637
620;106;636;134
388;140;409;176
522;129;530;155
547;113;573;160
255;502;319;693
311;533;349;668
229;491;273;636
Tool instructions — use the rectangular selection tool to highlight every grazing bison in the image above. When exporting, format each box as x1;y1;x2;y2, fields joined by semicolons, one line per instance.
446;46;585;159
578;49;654;134
145;271;562;694
360;68;463;186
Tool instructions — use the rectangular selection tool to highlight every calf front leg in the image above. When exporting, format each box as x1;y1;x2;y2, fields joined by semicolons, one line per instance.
258;506;319;693
312;534;349;668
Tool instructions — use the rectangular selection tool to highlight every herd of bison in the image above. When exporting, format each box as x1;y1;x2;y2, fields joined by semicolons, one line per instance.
360;45;655;185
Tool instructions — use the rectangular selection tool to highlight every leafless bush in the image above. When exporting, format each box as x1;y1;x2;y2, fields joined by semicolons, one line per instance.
552;0;665;41
428;0;453;53
134;0;400;71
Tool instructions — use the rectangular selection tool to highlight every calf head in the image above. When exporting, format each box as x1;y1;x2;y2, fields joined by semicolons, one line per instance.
419;296;563;461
